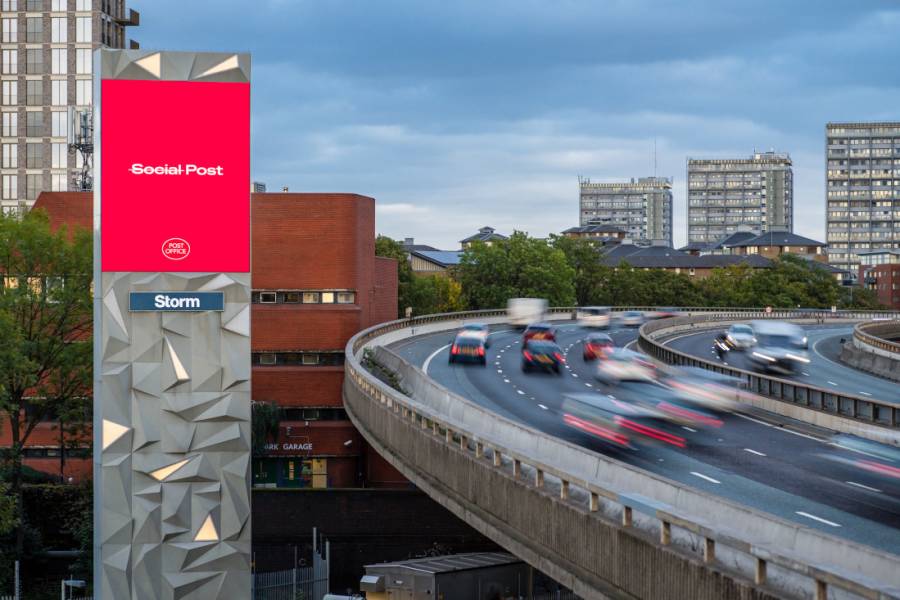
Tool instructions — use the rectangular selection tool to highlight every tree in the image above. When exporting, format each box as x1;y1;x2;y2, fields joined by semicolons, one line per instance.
457;232;576;309
549;235;606;306
251;401;281;457
407;275;465;316
0;209;92;559
375;235;414;318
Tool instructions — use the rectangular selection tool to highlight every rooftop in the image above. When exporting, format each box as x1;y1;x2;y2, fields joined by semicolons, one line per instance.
460;226;508;244
563;224;627;235
725;231;825;248
410;250;463;267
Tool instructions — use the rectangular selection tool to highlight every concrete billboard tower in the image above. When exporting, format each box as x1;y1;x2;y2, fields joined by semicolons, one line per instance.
93;50;251;599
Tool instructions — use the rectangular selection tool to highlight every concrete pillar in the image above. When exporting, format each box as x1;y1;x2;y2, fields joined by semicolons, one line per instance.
755;558;767;585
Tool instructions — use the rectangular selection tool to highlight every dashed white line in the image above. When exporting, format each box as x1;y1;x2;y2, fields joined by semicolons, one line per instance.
736;414;773;427
802;372;811;377
538;404;548;410
795;512;841;527
744;448;766;457
859;391;872;397
516;390;524;395
503;378;510;383
690;472;721;484
846;481;881;493
584;383;593;388
682;426;697;433
423;344;451;374
827;381;838;386
571;373;578;378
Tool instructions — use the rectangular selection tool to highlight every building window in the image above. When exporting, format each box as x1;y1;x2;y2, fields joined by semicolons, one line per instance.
25;49;42;74
25;111;42;137
75;16;91;43
75;0;89;9
320;292;334;303
302;292;319;303
2;18;17;43
51;48;66;74
51;16;67;42
26;80;42;106
75;79;90;105
51;0;65;9
258;353;276;366
25;173;41;200
25;17;42;43
252;352;346;367
259;291;276;303
26;0;42;9
301;354;319;366
336;292;355;304
75;48;90;74
251;290;358;305
2;49;17;75
51;142;65;168
50;110;66;137
25;142;41;168
284;291;300;303
50;172;65;191
2;144;17;169
2;112;17;137
51;79;66;105
1;175;16;200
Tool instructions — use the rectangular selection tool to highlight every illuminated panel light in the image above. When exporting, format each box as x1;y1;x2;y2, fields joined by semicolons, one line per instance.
102;419;130;450
150;458;192;481
195;514;219;542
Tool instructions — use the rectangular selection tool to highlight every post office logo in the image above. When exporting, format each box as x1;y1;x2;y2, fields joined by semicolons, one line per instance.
161;237;191;261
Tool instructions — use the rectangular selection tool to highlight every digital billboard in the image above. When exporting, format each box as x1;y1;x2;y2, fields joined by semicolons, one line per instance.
100;78;250;272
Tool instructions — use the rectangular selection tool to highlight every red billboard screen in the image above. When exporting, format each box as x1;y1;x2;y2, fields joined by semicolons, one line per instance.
100;79;250;272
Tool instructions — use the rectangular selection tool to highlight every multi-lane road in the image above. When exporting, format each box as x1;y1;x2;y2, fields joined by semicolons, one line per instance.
389;321;900;553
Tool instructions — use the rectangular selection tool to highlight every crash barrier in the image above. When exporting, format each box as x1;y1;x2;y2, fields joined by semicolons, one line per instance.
854;320;900;358
344;317;900;600
840;320;900;383
637;313;900;434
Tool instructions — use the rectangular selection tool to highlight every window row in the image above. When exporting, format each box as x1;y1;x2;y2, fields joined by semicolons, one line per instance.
251;290;356;305
1;172;70;199
1;142;69;167
0;15;91;43
277;407;348;422
1;80;92;106
0;111;69;137
0;48;92;74
21;446;90;459
252;352;345;367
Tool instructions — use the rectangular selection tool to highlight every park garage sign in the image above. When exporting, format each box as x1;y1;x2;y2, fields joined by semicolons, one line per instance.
94;50;251;600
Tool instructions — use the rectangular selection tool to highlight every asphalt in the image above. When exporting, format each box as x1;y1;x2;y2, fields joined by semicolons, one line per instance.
664;324;900;404
388;322;900;554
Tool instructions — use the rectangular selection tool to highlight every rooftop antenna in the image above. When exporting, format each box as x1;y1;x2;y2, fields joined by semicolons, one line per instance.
67;107;93;191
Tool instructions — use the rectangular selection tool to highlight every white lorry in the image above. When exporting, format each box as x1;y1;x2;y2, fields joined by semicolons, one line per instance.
507;298;548;328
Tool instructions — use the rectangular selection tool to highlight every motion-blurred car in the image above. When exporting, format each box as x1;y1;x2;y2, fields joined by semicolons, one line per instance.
582;333;614;361
521;339;564;374
523;322;557;342
507;297;547;328
724;323;756;350
663;367;745;415
561;392;686;448
820;435;900;492
461;323;491;347
747;320;810;374
619;311;645;327
448;333;487;366
594;348;656;384
577;306;612;329
646;307;680;320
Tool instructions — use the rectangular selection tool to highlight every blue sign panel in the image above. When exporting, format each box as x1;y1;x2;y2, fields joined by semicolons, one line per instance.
129;291;225;312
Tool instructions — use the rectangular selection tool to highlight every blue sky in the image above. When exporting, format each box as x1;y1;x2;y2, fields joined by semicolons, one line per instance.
134;1;900;248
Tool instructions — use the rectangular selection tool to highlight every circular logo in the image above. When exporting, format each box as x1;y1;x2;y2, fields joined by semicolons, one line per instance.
161;237;191;261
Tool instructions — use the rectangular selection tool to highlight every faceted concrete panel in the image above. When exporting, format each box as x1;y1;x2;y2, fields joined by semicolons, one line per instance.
96;272;251;599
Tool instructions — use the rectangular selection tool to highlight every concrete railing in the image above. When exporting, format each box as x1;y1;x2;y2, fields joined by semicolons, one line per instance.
343;315;900;600
840;320;900;383
637;314;900;436
854;320;900;358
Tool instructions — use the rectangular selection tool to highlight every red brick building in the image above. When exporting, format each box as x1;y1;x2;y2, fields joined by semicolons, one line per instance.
15;191;403;488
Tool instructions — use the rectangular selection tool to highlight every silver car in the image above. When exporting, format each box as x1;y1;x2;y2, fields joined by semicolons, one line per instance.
725;324;755;350
747;321;810;374
619;311;644;327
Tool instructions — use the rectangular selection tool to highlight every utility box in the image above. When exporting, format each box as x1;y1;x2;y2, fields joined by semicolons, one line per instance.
361;552;529;600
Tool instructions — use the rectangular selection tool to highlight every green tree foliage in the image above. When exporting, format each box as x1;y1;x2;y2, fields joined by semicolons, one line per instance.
457;232;576;309
407;274;465;316
593;263;705;307
0;209;92;559
251;401;281;457
549;235;607;306
374;235;414;318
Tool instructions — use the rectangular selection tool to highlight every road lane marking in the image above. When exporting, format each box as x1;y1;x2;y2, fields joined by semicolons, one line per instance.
584;383;592;387
736;414;773;427
682;426;697;432
538;404;548;410
859;391;872;396
846;481;881;493
827;381;838;386
516;390;524;395
690;472;720;484
744;448;766;457
503;378;510;383
802;372;810;376
571;373;578;378
423;344;451;374
795;512;841;527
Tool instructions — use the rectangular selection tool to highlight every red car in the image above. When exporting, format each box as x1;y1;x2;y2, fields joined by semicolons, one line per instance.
523;323;557;343
582;333;614;361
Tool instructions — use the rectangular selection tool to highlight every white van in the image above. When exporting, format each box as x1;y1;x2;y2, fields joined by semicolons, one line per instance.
507;298;548;328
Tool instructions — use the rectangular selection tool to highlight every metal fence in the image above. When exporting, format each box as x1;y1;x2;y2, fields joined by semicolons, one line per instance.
253;537;329;600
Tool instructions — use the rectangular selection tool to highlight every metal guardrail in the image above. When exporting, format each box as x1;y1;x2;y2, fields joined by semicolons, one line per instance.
855;320;900;356
636;314;900;429
344;314;900;600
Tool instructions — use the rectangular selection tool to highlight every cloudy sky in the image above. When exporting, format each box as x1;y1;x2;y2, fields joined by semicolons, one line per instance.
135;1;900;249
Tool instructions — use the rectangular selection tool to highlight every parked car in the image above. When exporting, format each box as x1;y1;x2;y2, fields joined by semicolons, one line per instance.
582;332;614;361
460;323;491;347
577;306;612;329
448;333;487;366
619;311;645;327
523;322;557;343
521;340;564;374
724;323;756;350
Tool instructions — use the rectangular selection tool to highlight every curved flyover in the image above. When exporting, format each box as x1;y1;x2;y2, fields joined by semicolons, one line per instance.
841;320;900;383
344;308;900;600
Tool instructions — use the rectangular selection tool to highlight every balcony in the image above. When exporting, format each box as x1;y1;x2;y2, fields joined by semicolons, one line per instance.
116;8;140;26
